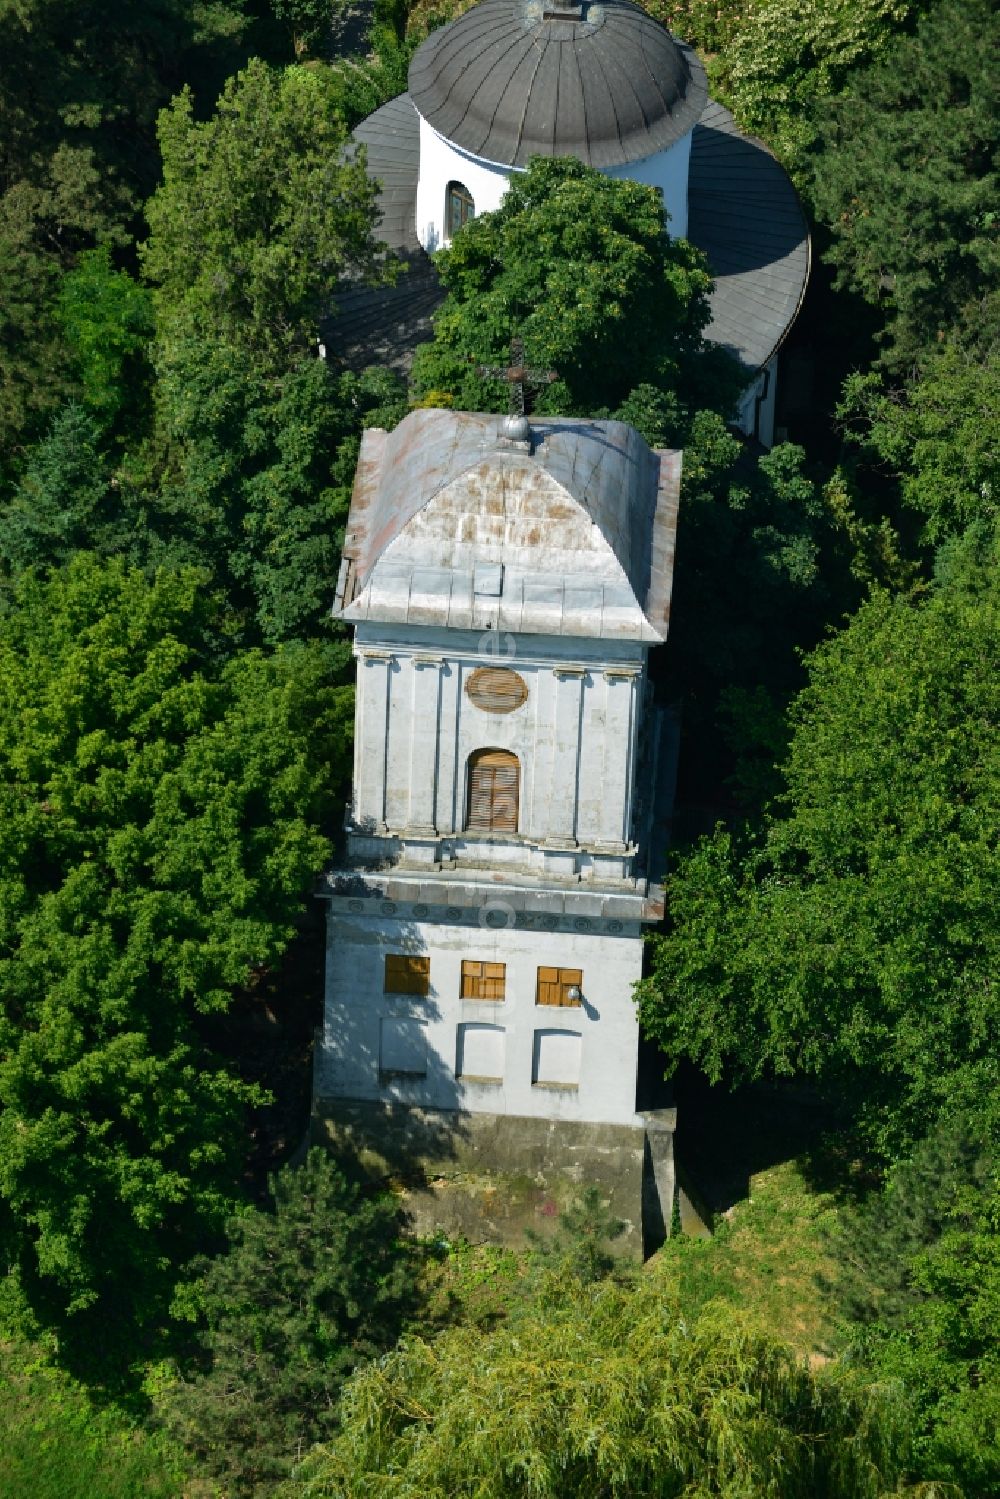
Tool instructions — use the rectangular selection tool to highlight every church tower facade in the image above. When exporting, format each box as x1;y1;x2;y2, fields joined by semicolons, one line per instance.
315;406;680;1250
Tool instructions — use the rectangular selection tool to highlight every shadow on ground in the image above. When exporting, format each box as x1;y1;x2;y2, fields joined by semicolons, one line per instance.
666;1060;863;1220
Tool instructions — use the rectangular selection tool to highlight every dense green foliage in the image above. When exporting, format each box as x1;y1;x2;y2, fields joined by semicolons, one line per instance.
639;528;1000;1156
0;559;348;1356
838;319;1000;545
56;248;155;439
411;157;744;434
292;1276;911;1498
0;0;246;458
163;1151;413;1493
144;350;407;644
647;0;921;167
808;0;999;370
830;1117;1000;1492
143;59;387;366
662;413;859;810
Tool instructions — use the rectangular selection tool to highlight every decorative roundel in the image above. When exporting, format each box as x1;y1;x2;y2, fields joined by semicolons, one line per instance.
380;901;397;915
347;899;364;912
538;915;559;931
446;906;463;921
607;919;624;934
573;917;592;932
466;666;529;714
413;903;430;918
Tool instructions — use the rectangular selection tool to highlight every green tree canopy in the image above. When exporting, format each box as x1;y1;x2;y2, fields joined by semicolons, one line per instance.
291;1275;913;1498
808;0;999;370
829;1116;1000;1492
638;525;1000;1156
0;557;349;1358
838;313;1000;545
410;157;743;434
142;59;389;365
145;348;407;644
163;1150;413;1493
0;0;246;458
0;405;123;579
688;0;918;167
56;248;155;438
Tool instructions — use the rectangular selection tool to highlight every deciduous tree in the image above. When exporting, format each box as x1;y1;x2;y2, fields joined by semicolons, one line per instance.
410;157;743;431
808;0;999;370
292;1276;913;1497
638;525;1000;1156
0;557;349;1360
163;1150;412;1493
142;59;389;365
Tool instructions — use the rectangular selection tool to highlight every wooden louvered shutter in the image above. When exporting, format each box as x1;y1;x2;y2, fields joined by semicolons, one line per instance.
466;749;519;833
466;667;529;714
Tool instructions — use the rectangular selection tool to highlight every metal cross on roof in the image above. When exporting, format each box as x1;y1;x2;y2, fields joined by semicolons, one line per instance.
476;337;557;417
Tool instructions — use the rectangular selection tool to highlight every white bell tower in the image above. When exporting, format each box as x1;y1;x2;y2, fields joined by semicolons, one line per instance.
314;402;681;1250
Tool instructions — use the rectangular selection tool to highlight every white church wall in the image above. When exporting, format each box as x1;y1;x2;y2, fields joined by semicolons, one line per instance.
415;113;694;252
733;353;779;448
415;117;511;252
321;905;645;1127
604;132;692;239
351;628;644;852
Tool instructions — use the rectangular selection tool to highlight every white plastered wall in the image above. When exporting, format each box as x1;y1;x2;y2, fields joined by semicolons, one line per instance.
733;353;779;448
321;909;644;1126
604;131;692;239
415;117;511;252
415;113;694;250
351;628;644;850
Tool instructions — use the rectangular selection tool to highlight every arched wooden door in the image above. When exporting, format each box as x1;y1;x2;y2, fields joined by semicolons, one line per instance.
465;748;519;833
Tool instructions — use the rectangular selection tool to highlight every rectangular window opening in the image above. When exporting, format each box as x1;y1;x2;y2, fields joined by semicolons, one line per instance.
461;959;506;1001
384;953;430;996
536;966;583;1007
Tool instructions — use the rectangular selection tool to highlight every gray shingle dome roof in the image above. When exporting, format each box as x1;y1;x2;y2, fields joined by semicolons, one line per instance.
408;0;708;170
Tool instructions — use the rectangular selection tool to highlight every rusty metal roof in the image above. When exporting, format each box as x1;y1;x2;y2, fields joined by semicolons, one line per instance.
408;0;707;171
335;408;680;642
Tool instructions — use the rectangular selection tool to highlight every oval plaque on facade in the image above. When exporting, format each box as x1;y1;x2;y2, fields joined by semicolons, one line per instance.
465;666;528;714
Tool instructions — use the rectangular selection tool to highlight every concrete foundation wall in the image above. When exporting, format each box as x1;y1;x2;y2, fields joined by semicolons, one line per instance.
313;1097;675;1256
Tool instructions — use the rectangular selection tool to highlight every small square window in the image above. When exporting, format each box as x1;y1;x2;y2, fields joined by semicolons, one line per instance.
384;954;430;996
536;966;583;1007
461;959;506;1001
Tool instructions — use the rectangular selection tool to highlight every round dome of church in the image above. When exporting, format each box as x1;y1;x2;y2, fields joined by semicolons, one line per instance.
408;0;708;171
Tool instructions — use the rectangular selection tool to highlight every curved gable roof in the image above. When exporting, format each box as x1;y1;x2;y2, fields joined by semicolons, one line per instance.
335;408;681;641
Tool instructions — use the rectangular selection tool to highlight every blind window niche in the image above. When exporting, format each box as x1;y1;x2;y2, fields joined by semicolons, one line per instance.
536;966;583;1007
465;748;519;833
384;954;430;996
461;959;506;1001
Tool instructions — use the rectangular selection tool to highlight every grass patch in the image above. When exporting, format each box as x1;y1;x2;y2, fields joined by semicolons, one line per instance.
652;1159;841;1355
0;1340;200;1499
